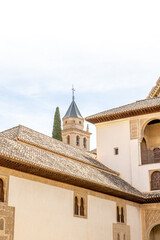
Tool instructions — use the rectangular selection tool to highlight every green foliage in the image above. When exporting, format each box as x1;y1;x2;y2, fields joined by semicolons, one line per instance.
52;107;62;141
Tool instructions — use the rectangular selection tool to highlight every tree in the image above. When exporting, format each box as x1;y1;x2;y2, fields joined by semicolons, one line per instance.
52;107;62;141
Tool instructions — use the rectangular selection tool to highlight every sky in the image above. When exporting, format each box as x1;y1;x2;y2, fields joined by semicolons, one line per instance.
0;0;160;149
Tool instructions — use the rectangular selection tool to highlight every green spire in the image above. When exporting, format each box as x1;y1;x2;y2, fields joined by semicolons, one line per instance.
52;107;62;141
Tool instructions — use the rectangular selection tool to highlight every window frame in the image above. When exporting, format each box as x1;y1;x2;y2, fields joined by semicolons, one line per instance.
73;192;87;219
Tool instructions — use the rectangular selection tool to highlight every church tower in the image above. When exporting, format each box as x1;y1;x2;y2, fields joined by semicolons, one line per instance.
62;88;91;151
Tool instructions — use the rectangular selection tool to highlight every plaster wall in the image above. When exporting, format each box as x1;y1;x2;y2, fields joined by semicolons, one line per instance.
8;176;117;240
127;205;142;240
130;139;160;191
96;119;132;183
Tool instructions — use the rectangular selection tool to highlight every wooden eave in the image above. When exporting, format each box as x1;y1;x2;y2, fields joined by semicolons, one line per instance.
86;105;160;124
0;155;155;204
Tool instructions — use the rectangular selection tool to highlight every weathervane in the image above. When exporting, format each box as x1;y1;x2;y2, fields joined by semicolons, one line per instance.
72;85;75;101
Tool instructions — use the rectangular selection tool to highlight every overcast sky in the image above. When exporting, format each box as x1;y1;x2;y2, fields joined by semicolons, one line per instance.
0;0;160;149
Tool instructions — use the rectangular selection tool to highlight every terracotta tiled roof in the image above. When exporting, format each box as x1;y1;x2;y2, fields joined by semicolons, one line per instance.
1;125;159;203
86;97;160;124
0;131;145;202
1;125;115;174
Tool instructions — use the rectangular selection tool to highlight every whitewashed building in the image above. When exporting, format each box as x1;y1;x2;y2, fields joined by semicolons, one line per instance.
0;78;160;240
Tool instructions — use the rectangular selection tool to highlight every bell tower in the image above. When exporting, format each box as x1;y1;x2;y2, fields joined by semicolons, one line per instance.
62;87;91;151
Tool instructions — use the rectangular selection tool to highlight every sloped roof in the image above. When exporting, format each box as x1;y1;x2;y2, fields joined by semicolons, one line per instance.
86;97;160;124
63;100;83;119
1;125;116;174
1;125;160;203
0;125;146;203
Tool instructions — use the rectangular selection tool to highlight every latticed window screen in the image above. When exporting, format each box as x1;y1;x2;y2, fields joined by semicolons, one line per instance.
153;148;160;163
151;171;160;190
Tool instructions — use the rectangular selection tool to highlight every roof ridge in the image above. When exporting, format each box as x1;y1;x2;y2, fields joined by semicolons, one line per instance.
13;125;117;174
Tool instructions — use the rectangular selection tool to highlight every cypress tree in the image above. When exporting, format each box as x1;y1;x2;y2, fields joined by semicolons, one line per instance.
52;107;62;141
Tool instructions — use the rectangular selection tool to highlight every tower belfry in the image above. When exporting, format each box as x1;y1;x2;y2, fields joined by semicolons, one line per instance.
62;88;91;151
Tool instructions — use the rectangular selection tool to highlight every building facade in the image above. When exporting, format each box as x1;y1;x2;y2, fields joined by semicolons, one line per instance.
0;79;160;240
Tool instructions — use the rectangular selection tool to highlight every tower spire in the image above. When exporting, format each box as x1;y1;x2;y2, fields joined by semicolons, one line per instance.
72;85;75;101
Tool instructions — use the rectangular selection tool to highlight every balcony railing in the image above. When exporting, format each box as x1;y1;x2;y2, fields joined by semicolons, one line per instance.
141;148;160;165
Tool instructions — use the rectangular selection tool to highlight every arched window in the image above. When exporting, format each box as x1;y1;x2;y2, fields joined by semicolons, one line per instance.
76;136;80;146
117;233;120;240
141;138;148;164
0;179;4;202
121;207;124;223
151;171;160;190
67;135;70;144
0;218;4;231
83;138;87;148
123;234;125;240
74;197;79;215
117;206;120;222
141;119;160;164
80;198;84;216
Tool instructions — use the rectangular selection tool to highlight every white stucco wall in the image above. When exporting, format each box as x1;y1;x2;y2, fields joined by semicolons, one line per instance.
127;204;142;240
8;176;117;240
96;119;132;183
130;139;160;191
96;115;160;192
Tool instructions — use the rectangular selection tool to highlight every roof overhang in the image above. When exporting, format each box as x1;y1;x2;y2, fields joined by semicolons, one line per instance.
86;105;160;124
0;155;159;204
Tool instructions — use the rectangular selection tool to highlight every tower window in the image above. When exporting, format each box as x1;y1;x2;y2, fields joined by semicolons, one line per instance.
76;136;80;146
83;138;87;148
65;121;67;124
114;148;119;155
79;121;81;124
67;135;70;144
